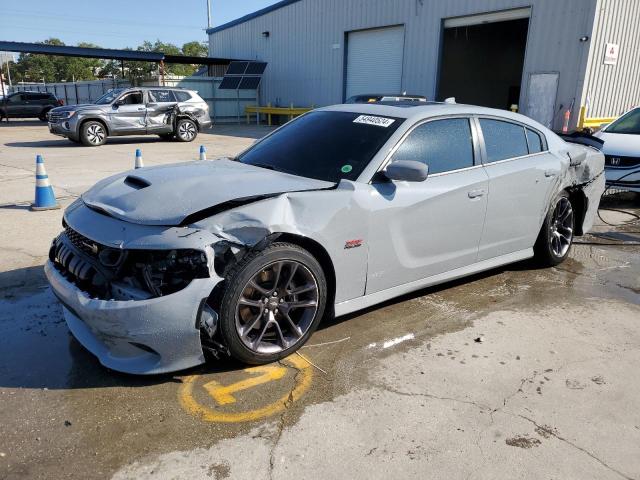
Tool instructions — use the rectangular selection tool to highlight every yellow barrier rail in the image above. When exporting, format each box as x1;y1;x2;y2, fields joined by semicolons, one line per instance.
577;105;616;130
245;103;313;126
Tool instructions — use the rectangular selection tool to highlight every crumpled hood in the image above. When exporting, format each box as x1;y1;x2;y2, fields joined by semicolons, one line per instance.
81;159;334;226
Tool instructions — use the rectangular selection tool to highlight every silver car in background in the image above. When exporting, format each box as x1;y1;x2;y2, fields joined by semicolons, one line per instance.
47;87;211;146
45;102;605;374
594;107;640;192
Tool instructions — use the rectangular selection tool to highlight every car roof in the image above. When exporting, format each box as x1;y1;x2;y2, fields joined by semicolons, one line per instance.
319;102;549;131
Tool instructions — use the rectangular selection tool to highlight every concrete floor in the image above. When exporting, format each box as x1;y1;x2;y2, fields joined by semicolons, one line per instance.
1;120;639;480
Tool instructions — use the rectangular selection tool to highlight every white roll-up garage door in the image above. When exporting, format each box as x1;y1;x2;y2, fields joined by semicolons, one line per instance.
345;25;405;99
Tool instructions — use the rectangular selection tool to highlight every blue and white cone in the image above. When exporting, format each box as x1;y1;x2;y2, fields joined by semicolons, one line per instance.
199;145;206;161
135;148;144;169
31;154;60;211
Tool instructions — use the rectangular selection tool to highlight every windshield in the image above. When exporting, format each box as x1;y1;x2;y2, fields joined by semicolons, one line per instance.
238;111;403;183
605;108;640;134
94;88;125;105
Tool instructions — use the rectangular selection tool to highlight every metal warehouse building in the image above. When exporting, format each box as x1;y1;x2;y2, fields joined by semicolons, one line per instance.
208;0;640;130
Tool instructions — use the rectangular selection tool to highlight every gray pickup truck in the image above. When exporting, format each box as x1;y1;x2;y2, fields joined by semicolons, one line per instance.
47;87;212;146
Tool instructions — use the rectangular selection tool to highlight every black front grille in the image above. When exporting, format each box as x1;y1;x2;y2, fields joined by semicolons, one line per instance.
605;155;640;169
64;227;102;258
48;112;64;123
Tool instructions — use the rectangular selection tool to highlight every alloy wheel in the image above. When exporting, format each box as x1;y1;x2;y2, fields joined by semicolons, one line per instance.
549;197;573;257
178;121;196;141
86;124;105;144
235;260;319;354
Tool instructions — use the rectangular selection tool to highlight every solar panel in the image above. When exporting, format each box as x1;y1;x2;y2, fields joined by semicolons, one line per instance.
219;76;242;90
245;62;267;75
239;76;262;90
226;61;248;75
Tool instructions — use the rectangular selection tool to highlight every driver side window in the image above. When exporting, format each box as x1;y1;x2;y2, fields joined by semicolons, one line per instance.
392;118;475;174
119;92;143;105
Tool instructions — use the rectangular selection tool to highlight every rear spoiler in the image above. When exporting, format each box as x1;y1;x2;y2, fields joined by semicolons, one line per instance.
556;131;604;151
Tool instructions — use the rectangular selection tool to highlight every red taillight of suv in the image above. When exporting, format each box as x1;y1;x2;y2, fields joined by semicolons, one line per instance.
57;99;64;106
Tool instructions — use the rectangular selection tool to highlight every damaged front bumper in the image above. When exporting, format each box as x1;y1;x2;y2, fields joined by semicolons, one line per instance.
45;260;219;374
44;200;227;374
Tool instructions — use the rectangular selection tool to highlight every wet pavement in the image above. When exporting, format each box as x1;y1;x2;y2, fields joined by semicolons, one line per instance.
1;121;639;479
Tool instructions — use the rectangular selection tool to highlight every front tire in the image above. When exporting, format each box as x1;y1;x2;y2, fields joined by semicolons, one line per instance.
534;191;574;267
175;118;198;142
218;242;327;365
80;121;107;146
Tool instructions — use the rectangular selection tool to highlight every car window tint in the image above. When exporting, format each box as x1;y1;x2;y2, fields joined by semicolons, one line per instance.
391;118;474;174
121;92;143;105
8;94;22;103
605;108;640;135
174;91;192;102
526;128;544;153
239;111;403;183
149;90;176;103
480;119;529;162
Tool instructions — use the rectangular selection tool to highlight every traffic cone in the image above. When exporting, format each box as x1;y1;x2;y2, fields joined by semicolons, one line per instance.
31;155;60;211
199;145;206;161
134;148;144;169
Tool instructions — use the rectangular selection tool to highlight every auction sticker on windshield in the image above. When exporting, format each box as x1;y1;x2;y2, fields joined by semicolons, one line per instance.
353;115;396;128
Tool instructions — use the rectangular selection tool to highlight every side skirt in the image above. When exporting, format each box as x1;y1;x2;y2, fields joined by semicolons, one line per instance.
334;248;533;317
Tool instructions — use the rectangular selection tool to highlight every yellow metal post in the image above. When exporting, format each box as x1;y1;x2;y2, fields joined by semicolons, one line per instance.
578;105;586;130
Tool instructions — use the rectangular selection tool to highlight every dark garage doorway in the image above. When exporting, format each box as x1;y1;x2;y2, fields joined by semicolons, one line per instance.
437;16;529;110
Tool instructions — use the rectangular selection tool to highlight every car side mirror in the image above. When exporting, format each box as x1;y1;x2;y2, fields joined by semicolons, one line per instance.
383;160;429;182
113;100;124;108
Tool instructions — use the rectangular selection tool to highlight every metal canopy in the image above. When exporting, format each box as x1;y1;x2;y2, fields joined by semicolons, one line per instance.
0;40;236;65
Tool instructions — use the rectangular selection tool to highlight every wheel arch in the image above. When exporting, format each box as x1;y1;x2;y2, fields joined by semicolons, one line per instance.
209;231;337;317
275;232;337;313
79;117;110;136
565;187;588;236
174;113;200;131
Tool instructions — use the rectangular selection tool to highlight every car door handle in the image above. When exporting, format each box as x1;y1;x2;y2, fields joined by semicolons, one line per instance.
137;107;145;111
468;189;486;199
544;170;556;177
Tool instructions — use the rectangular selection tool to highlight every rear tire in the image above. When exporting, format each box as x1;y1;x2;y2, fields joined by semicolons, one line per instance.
175;118;198;142
218;242;327;365
80;121;107;147
534;191;574;267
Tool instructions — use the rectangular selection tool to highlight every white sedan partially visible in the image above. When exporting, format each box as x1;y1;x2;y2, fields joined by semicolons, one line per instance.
594;107;640;192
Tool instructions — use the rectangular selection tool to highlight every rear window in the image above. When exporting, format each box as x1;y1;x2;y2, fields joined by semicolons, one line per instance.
174;91;192;102
148;89;176;102
480;119;529;162
526;128;545;153
238;111;403;183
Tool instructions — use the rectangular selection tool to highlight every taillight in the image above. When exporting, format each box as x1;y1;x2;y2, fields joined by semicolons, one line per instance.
57;99;64;106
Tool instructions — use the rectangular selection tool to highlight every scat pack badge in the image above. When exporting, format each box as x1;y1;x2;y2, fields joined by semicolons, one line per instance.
344;239;363;249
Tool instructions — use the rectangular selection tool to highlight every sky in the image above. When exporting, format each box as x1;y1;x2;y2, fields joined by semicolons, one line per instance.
0;0;281;52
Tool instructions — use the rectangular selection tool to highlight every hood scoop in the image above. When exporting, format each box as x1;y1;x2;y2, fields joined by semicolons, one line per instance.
81;159;335;226
124;175;151;190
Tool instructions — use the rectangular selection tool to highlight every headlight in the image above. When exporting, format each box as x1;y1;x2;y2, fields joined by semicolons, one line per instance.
130;249;209;297
59;111;76;119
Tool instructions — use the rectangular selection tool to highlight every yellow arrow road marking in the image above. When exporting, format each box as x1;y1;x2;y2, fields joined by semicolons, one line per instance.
203;364;288;405
178;354;313;423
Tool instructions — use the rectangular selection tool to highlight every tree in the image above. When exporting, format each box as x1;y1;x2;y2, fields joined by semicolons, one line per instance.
10;38;209;83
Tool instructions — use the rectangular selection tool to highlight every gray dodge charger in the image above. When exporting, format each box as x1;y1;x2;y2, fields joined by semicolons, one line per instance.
45;102;605;374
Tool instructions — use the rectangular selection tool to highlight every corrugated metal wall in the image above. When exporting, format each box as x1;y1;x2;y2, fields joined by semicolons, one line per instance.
209;0;599;129
582;0;640;118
